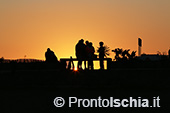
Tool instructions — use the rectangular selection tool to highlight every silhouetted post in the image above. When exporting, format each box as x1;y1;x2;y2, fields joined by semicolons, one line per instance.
138;38;142;56
67;56;74;70
24;55;26;63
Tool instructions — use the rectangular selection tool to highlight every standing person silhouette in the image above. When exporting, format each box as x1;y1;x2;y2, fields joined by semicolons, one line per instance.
86;42;95;70
75;39;85;70
98;42;105;70
84;40;89;69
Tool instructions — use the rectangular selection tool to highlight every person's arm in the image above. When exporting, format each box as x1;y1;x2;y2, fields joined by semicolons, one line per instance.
97;48;100;53
93;47;95;54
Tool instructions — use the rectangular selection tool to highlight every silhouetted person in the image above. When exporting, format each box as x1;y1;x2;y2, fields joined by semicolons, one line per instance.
45;48;58;63
98;42;105;70
86;42;95;70
75;39;85;69
84;40;89;69
82;40;87;69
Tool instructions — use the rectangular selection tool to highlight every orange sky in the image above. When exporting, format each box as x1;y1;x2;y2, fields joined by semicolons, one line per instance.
0;0;170;60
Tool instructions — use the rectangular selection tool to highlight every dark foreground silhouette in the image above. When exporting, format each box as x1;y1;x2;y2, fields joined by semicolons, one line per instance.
75;39;96;70
1;59;170;112
1;41;170;112
1;65;170;113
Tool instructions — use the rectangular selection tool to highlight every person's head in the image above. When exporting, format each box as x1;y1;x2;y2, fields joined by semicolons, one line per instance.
89;42;92;47
47;48;51;51
80;39;84;44
99;41;104;47
85;40;89;45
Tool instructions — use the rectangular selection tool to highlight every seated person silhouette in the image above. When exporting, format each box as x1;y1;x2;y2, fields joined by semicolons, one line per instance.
45;48;58;63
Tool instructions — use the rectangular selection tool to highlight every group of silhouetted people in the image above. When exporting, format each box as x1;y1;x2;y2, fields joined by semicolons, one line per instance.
75;39;105;70
45;40;106;70
75;39;95;70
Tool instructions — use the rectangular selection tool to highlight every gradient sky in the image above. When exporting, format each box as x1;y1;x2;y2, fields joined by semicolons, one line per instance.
0;0;170;60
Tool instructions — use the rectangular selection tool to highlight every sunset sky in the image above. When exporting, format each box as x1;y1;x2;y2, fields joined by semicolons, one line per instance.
0;0;170;60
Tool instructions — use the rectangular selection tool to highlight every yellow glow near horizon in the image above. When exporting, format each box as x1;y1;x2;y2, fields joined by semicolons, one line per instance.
74;67;78;71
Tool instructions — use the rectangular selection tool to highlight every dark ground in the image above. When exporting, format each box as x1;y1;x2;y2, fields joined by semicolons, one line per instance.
1;67;170;113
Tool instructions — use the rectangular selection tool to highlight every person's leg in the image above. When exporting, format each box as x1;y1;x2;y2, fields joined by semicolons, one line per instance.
80;60;82;69
99;59;102;69
79;55;83;69
88;60;91;70
90;59;94;70
91;60;94;70
77;55;80;69
100;59;104;69
88;60;90;70
71;60;74;70
84;58;86;69
101;59;104;69
77;60;80;69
